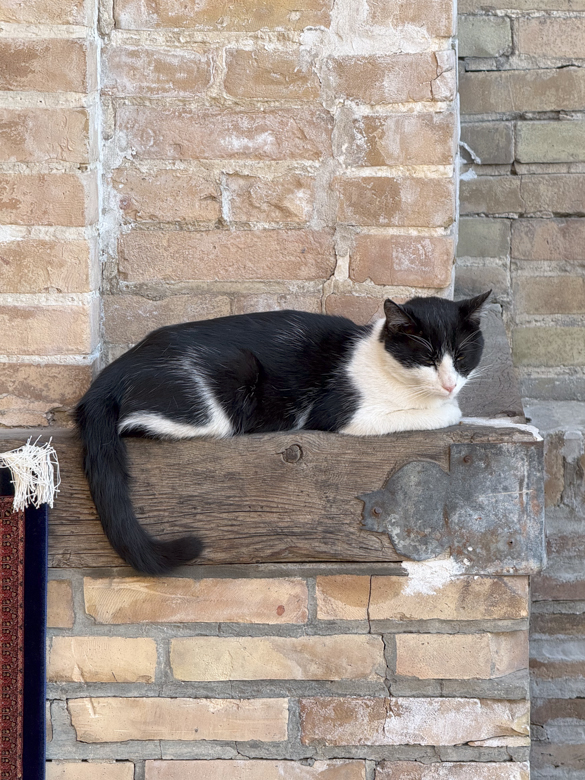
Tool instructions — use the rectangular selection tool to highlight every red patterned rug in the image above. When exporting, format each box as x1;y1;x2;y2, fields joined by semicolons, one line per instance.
0;496;24;780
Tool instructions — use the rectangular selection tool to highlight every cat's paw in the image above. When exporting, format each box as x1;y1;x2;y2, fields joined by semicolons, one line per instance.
440;403;462;428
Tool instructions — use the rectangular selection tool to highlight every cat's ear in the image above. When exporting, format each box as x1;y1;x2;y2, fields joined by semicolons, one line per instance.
459;290;491;323
384;299;415;331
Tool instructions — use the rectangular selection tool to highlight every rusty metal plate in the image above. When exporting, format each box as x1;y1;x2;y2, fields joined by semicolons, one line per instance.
359;442;545;575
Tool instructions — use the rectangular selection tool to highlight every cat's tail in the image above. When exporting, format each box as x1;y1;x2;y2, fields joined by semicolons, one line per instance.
75;384;204;575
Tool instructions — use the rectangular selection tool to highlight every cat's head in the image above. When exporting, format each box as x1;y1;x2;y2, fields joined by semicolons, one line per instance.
381;291;491;399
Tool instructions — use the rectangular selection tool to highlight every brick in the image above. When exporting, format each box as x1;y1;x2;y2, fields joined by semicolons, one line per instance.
325;295;384;324
518;17;585;58
0;364;91;406
543;431;565;508
369;572;529;621
84;577;308;624
375;762;529;779
0;304;96;355
0;108;91;163
459;15;512;57
532;612;585;636
0;174;97;227
114;0;331;30
336;178;454;227
226;174;314;223
460;122;514;165
299;697;529;746
224;50;320;100
316;575;370;620
119;229;335;283
0;0;87;24
517;120;585;163
0;239;93;293
0;40;94;93
232;293;321;315
531;658;585;680
46;764;135;780
103;46;212;97
47;580;74;628
365;0;454;37
395;632;528;680
513;327;585;366
460;177;523;216
460;0;585;8
104;294;231;344
118;106;332;161
68;697;288;742
521;173;585;214
145;760;365;780
112;169;220;222
350;235;454;287
347;113;456;166
457;218;511;257
514;276;585;315
512;218;585;262
376;763;528;779
532;743;585;771
455;265;509;299
48;637;156;683
460;68;585;114
327;52;456;104
171;635;385;681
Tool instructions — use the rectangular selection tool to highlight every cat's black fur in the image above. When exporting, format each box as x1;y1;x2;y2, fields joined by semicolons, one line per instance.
76;293;490;575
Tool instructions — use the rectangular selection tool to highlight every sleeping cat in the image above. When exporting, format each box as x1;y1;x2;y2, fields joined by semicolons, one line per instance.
76;291;490;575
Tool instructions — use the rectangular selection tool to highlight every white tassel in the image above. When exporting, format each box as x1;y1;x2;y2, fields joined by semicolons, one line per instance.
0;438;60;511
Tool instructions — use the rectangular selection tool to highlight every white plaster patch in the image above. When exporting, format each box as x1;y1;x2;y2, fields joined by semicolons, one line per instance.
402;557;463;596
460;417;543;442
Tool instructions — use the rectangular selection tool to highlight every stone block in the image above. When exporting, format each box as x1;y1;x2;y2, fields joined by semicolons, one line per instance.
375;762;529;779
0;39;94;93
0;108;92;163
324;295;384;324
517;17;585;58
521;174;585;214
349;235;454;287
457;218;511;258
46;764;135;780
84;577;308;624
0;0;87;24
145;760;365;780
512;218;585;262
365;0;454;37
315;575;370;621
0;303;97;356
224;50;320;99
517;121;585;163
460;177;523;216
226;174;314;223
513;327;585;366
48;637;157;683
513;276;585;315
0;173;97;227
459;15;512;57
47;580;74;629
460;122;514;165
0;239;93;293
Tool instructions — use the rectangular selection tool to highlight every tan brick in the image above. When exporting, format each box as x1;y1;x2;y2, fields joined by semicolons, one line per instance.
459;15;512;58
225;49;320;100
0;174;97;226
336;178;454;228
119;229;335;283
104;294;231;344
522;174;585;214
365;0;454;37
0;40;94;93
375;762;529;779
68;697;288;742
171;635;385;681
0;394;55;427
231;293;322;315
47;580;74;628
118;106;332;161
103;46;212;97
512;218;585;262
145;760;365;780
316;575;370;620
327;52;456;104
347;113;456;167
460;122;514;165
395;632;528;680
47;764;135;780
0;108;92;163
0;239;93;293
114;0;331;30
460;67;585;114
369;572;529;621
84;577;308;624
299;697;529;746
0;303;97;355
518;17;585;58
0;363;91;406
112;169;220;222
517;120;585;163
514;276;585;315
227;174;314;223
324;295;384;325
460;177;523;215
350;235;454;287
513;326;585;367
0;0;87;24
48;637;156;683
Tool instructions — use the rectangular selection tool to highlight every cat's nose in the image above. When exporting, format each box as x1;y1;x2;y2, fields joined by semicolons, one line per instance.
441;381;456;394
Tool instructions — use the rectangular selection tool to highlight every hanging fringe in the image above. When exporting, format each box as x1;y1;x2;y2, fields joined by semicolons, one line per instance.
0;438;60;512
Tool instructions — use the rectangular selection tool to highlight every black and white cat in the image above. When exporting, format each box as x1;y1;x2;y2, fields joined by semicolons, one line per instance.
76;291;490;574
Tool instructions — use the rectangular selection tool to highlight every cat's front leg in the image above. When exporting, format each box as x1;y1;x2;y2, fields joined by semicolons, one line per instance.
341;402;462;436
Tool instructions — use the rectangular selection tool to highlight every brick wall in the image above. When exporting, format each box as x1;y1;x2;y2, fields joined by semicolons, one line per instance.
456;0;585;403
46;564;531;775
